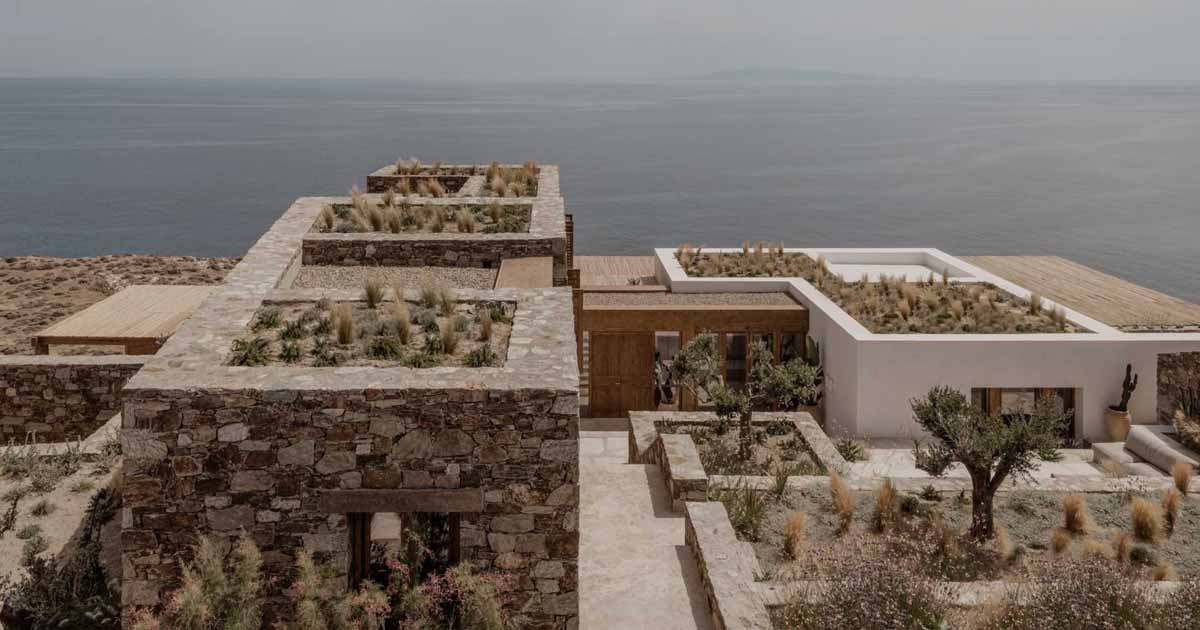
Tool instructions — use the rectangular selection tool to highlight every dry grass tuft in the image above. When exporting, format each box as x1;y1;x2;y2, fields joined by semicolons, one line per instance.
390;300;411;346
477;309;493;341
1051;528;1072;554
455;209;477;233
1081;539;1112;561
440;320;460;355
829;473;855;534
1062;495;1092;535
1162;488;1181;535
1130;497;1162;543
994;526;1014;563
871;479;898;533
1153;563;1178;581
333;304;354;345
1173;462;1192;496
1111;532;1132;563
363;280;385;309
783;513;806;559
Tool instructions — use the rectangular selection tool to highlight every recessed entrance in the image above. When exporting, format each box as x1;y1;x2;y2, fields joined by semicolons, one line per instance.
589;332;656;418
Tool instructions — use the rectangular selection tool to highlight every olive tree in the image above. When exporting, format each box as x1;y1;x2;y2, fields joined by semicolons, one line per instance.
670;334;822;460
911;386;1069;540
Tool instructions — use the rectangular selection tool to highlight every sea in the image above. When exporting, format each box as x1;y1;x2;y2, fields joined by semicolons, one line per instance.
1;78;1197;301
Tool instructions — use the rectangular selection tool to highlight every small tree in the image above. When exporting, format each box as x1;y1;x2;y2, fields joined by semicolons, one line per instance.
671;334;822;460
911;386;1069;540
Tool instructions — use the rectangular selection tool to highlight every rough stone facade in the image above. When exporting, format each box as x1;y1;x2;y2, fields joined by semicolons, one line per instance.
120;179;580;628
0;355;144;442
1158;351;1200;422
122;386;579;626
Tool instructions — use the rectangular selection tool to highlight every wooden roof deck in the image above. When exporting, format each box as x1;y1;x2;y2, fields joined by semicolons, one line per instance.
32;285;218;354
494;257;554;289
962;256;1200;331
575;256;658;288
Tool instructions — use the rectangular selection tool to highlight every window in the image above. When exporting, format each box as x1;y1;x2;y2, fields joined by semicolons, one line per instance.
349;512;462;589
971;387;1077;439
725;333;748;390
654;332;681;409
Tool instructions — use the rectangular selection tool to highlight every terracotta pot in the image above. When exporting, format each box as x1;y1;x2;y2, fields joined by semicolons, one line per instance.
1104;407;1132;442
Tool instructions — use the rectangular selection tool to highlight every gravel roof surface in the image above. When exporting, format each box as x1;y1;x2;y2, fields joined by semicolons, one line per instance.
292;265;498;290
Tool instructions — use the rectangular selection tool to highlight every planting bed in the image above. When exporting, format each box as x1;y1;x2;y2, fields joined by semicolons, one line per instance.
314;201;532;234
226;298;512;368
676;246;1084;334
664;423;820;477
744;484;1200;583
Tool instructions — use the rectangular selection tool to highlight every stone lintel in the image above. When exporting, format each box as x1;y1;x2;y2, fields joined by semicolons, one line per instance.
317;488;483;513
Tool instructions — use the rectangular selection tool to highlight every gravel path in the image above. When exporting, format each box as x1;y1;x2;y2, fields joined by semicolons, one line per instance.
583;292;797;306
292;265;498;290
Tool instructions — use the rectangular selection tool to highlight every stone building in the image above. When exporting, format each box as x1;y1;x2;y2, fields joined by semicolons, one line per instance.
120;166;580;628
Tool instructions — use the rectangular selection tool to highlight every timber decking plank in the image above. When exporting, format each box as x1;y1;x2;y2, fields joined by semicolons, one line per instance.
33;285;218;349
962;255;1200;330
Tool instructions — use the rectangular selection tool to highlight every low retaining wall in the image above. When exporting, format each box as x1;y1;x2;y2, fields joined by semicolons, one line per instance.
630;411;846;510
685;501;773;630
0;355;145;443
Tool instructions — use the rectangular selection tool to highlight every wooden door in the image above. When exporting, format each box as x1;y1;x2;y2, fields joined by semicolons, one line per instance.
589;333;655;417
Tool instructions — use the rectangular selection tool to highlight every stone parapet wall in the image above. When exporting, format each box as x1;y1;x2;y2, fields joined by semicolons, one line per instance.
1159;351;1200;422
301;195;568;272
121;387;579;627
0;355;145;443
684;501;773;630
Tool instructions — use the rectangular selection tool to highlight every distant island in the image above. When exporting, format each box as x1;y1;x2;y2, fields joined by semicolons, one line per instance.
686;67;881;82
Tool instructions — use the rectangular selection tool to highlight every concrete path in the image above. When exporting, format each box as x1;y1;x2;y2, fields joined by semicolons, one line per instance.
579;418;714;630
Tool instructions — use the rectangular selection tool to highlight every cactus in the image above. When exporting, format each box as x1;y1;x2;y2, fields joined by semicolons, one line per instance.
1111;363;1138;412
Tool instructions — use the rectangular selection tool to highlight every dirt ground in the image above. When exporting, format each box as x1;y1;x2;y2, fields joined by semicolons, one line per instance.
0;255;238;355
750;482;1200;582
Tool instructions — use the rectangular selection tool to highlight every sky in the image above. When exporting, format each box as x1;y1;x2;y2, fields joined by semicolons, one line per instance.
2;0;1199;82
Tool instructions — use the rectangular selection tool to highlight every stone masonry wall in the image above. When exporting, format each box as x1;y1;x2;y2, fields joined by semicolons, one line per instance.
0;356;144;443
302;235;564;270
121;387;580;628
1159;352;1200;422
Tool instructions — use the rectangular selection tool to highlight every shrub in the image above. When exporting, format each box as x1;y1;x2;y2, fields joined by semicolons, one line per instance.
1062;494;1092;535
1132;497;1162;543
29;500;54;517
980;559;1161;630
364;280;385;309
1;489;121;629
313;315;333;336
829;472;855;534
403;352;439;368
367;336;404;361
230;337;270;366
871;479;898;533
419;282;441;309
280;318;307;341
131;534;263;630
774;549;951;630
69;480;96;494
835;438;866;462
1173;462;1193;496
252;308;281;331
280;341;302;363
718;484;767;542
771;462;795;498
463;344;497;367
784;512;806;559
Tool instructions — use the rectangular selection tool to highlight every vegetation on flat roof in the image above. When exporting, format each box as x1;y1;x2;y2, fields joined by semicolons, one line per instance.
676;242;1082;334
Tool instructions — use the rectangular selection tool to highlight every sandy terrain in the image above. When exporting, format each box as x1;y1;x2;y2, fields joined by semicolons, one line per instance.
0;255;239;355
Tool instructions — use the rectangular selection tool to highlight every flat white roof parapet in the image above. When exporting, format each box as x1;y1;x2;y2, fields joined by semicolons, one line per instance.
654;247;1200;342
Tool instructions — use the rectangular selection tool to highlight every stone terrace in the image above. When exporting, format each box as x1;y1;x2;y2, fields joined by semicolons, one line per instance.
120;189;581;627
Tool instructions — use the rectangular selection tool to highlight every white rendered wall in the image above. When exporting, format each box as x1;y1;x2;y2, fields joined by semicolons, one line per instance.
656;247;1200;440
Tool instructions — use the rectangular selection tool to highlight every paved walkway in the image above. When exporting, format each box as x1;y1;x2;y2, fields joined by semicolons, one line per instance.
578;418;714;630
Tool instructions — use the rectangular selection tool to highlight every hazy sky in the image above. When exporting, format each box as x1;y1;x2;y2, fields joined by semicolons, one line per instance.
3;0;1199;81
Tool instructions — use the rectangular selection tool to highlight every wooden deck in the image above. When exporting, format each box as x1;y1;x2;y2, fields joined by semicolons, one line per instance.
32;285;218;354
575;256;658;287
962;256;1200;331
494;257;554;289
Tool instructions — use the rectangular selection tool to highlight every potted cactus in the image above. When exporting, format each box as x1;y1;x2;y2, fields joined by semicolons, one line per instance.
1104;363;1138;441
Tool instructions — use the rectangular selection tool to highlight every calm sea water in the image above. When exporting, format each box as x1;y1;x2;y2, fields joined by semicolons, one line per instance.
1;78;1197;301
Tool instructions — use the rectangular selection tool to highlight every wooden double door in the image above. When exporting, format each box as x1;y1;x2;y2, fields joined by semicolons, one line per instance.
589;332;656;418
